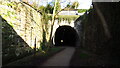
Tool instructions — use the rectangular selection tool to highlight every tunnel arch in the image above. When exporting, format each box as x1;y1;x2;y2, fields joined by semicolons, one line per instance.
54;25;78;47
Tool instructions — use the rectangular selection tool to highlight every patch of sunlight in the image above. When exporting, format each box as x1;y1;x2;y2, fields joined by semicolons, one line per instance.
30;45;35;49
42;50;46;53
9;22;14;27
36;45;40;49
29;43;40;49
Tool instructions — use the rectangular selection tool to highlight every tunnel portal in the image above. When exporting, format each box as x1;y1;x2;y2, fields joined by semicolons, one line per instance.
54;25;78;46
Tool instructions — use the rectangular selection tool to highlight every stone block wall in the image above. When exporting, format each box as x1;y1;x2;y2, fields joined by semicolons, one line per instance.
0;1;45;49
0;1;51;65
79;2;120;60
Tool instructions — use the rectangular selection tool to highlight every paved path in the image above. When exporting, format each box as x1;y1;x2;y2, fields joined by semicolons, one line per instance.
42;47;75;66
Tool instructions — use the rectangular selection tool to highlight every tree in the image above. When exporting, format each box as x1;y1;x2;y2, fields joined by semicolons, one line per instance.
38;6;45;11
55;0;61;13
38;4;53;14
49;0;77;47
45;4;54;14
49;0;57;44
71;1;79;9
66;3;71;8
32;0;38;9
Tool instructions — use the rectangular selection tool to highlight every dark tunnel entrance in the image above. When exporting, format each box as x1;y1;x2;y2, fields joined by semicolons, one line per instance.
54;25;78;47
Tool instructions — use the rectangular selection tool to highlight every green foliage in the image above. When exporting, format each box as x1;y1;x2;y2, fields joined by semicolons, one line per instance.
78;9;87;13
66;3;71;8
38;6;45;12
57;15;79;21
6;2;16;7
41;29;47;50
55;0;61;13
45;4;54;14
71;1;79;9
47;14;52;20
38;4;53;14
6;10;15;17
6;2;17;10
7;11;11;16
39;6;52;50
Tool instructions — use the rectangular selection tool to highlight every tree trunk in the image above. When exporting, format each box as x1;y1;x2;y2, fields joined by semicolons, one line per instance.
49;0;57;46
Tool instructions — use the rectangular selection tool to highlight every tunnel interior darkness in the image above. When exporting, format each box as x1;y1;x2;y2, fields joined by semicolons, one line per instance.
54;25;78;46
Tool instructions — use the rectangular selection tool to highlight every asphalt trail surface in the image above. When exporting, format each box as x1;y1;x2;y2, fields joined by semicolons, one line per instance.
42;47;75;66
